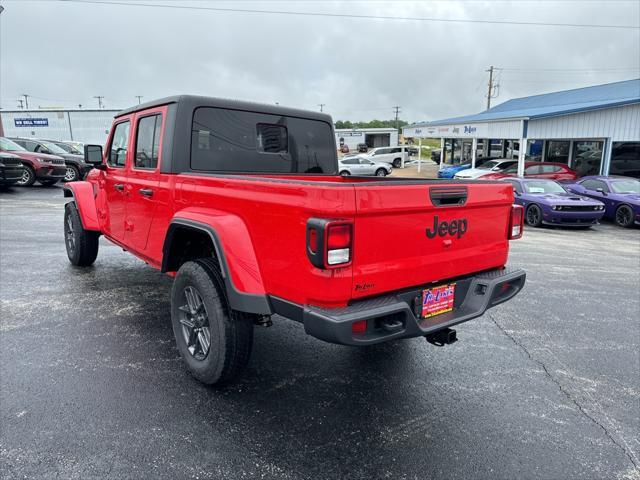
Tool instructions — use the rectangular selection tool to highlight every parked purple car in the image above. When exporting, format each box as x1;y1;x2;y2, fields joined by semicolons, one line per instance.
502;178;605;228
564;176;640;228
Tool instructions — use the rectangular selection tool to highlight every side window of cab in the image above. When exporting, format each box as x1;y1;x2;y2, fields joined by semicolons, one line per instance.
134;114;162;170
108;121;131;168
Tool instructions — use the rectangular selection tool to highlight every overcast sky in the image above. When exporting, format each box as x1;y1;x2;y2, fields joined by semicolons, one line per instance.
1;0;639;123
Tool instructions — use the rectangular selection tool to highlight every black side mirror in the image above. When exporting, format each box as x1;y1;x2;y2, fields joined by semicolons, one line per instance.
84;144;104;166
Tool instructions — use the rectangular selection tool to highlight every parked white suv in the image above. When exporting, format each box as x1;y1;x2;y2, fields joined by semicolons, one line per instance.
366;146;411;168
454;159;518;179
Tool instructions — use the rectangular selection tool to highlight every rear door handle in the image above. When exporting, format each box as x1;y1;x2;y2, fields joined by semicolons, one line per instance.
114;184;125;191
139;188;154;197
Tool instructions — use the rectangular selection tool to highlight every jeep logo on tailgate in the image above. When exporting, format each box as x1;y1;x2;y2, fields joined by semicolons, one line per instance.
426;215;468;239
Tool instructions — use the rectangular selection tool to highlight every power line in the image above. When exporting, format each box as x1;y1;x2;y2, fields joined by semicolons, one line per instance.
485;66;500;109
93;95;104;109
57;0;640;30
393;106;402;131
498;67;639;72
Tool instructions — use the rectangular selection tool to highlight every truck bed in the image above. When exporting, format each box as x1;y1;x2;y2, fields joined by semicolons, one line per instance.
174;173;513;308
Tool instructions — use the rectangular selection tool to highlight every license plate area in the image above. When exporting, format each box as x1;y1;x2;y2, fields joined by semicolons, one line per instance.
421;283;456;319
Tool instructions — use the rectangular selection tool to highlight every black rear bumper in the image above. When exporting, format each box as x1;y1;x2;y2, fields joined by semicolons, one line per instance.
271;267;526;346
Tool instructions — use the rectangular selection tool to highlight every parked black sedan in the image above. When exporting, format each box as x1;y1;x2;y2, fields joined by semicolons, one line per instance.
8;138;92;182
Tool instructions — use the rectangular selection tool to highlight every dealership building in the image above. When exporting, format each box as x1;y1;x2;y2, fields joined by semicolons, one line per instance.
335;127;398;151
403;79;640;178
0;109;119;145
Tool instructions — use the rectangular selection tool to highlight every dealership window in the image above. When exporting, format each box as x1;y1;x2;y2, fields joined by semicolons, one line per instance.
506;140;519;159
451;139;462;164
462;141;472;162
610;142;640;179
191;107;336;174
572;141;603;177
489;140;503;157
527;140;543;160
546;140;570;164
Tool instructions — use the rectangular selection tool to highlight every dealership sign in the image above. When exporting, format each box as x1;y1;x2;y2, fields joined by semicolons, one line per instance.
404;123;487;138
14;118;49;127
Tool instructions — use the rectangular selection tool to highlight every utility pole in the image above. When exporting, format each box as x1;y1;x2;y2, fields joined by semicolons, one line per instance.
318;103;325;112
22;94;30;110
94;96;104;109
393;106;401;132
485;66;500;110
17;99;24;109
135;95;143;105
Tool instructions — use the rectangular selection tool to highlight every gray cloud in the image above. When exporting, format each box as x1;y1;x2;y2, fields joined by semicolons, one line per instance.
1;0;638;123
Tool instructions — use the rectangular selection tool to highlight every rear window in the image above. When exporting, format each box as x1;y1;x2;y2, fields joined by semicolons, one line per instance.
190;107;336;174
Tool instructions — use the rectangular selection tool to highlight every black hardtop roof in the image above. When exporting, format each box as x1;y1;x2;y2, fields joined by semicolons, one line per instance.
115;95;333;123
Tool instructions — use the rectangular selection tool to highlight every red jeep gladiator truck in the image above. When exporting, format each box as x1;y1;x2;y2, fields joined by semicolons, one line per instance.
63;95;526;385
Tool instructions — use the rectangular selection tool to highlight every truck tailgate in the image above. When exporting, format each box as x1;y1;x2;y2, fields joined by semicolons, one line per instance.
351;181;513;300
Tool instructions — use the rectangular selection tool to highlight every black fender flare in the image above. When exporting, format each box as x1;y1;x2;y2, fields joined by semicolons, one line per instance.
162;219;272;315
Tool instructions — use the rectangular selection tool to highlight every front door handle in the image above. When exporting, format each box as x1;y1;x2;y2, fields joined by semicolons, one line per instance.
139;188;154;197
114;183;125;191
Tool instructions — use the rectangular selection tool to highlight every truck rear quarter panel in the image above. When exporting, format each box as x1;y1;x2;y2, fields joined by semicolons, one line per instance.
174;175;357;307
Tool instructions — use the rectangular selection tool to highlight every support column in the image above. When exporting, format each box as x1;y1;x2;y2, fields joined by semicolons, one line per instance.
602;138;612;175
439;137;445;170
471;138;478;169
568;140;574;168
517;138;526;177
417;137;422;173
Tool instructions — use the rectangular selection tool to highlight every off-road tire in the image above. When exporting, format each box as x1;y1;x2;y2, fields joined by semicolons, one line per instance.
171;258;254;385
17;166;36;186
64;202;99;266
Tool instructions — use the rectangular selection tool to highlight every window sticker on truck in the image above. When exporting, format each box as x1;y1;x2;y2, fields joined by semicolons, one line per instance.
422;284;456;318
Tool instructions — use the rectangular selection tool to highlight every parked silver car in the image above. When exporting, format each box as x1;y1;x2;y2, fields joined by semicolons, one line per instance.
339;156;392;176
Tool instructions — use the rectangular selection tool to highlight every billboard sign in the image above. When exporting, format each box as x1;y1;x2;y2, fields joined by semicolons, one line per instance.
14;118;49;127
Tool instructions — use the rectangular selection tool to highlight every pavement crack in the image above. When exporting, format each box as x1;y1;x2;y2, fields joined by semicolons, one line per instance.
488;313;640;472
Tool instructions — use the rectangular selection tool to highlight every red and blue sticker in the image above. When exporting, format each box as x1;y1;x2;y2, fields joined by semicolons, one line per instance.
422;283;456;318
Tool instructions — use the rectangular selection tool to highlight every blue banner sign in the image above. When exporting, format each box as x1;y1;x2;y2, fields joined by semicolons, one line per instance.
14;118;49;127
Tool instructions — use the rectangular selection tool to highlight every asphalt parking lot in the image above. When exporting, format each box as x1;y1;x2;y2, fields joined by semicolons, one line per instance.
1;185;639;480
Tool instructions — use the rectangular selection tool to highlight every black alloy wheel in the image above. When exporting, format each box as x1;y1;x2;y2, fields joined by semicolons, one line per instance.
526;204;543;227
615;205;634;228
178;286;212;361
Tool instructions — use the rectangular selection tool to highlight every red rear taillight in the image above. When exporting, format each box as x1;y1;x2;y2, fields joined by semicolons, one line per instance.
327;224;351;249
306;219;353;269
326;223;352;266
509;204;524;239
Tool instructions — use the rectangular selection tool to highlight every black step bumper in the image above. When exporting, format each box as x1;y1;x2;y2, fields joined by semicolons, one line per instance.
271;267;526;346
